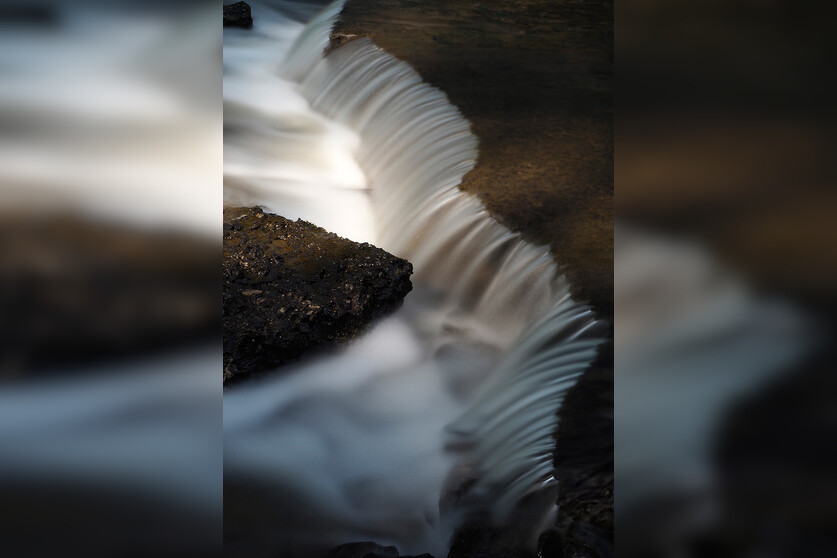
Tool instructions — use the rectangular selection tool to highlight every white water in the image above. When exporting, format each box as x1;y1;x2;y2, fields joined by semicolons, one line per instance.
223;0;375;243
223;2;606;556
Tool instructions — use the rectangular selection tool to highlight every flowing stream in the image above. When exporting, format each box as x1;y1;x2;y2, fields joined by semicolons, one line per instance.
223;2;606;556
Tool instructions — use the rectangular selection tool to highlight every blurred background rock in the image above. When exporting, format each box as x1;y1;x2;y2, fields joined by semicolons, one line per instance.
617;0;837;556
0;1;221;556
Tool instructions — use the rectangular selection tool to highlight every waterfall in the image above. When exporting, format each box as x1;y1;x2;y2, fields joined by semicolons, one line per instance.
224;1;606;556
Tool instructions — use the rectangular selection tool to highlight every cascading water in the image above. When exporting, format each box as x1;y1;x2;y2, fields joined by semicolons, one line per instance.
223;2;606;556
223;0;374;243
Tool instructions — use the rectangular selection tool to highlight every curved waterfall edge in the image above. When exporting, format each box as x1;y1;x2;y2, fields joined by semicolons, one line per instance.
285;0;607;525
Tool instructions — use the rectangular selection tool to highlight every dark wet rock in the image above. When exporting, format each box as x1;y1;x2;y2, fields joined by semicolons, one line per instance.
0;212;218;378
537;529;563;558
448;517;610;558
554;343;613;555
223;206;412;384
327;32;359;52
224;1;253;29
445;476;564;558
327;541;433;558
328;542;399;558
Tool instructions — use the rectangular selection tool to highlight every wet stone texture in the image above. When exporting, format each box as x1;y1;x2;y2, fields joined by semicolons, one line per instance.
223;206;413;385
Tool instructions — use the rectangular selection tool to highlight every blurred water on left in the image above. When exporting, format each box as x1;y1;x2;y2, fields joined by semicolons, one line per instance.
0;1;221;557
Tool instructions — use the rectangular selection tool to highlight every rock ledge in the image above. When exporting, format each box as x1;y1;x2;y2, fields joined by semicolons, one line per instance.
223;206;412;384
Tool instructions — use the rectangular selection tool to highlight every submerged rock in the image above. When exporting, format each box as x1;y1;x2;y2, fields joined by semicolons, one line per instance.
223;206;412;384
223;1;253;29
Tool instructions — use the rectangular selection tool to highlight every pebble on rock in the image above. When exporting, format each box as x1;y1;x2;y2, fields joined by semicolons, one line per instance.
223;1;253;29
